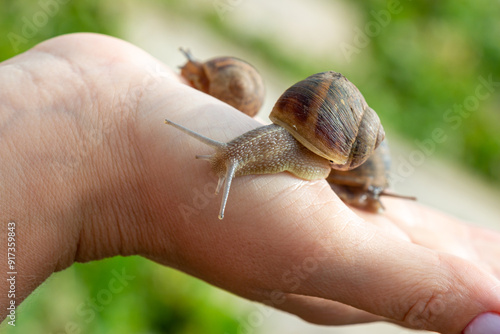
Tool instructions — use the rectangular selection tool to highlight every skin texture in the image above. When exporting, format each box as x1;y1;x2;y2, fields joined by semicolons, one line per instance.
1;33;500;333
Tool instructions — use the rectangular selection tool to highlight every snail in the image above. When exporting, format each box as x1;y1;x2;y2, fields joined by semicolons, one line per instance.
327;140;416;212
179;48;265;117
177;53;414;213
165;71;385;219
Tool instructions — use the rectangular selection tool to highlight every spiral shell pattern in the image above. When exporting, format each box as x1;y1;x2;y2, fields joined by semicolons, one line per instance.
269;71;385;170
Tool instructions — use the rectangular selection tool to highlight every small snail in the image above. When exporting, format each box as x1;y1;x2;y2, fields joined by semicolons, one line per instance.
327;140;416;212
166;71;385;219
179;48;265;117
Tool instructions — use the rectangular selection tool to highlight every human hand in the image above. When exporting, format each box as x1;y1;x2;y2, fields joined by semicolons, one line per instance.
1;33;499;333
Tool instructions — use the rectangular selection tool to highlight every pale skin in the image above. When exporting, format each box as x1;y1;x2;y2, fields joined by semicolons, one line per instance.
1;33;500;333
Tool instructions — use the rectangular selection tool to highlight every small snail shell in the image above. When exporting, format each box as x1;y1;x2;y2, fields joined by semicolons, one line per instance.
327;140;416;212
179;48;265;117
165;71;384;219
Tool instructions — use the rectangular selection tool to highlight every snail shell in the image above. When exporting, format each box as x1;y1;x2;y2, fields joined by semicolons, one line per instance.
269;71;385;170
179;48;265;117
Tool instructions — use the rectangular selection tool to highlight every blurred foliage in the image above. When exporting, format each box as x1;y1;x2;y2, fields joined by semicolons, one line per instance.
355;1;500;182
0;257;243;333
0;1;119;61
1;0;500;332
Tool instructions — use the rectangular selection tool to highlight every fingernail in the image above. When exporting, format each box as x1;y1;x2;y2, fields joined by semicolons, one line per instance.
464;312;500;334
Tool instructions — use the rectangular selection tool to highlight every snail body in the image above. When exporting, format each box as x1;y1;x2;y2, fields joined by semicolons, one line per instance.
327;140;416;212
166;71;384;219
179;49;265;117
327;140;390;212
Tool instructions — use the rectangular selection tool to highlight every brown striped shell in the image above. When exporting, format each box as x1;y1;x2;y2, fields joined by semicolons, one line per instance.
269;71;385;170
179;49;265;117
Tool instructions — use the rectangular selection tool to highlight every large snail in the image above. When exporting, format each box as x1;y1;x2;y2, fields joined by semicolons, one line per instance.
165;71;385;219
179;48;265;117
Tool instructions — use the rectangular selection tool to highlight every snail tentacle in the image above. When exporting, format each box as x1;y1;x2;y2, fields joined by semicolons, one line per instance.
219;162;237;220
164;119;225;149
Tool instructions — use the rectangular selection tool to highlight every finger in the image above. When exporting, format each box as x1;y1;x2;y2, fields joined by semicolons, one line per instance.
248;197;500;332
276;209;500;333
191;183;500;332
272;293;384;325
383;198;498;272
384;198;474;254
348;204;411;242
469;225;500;278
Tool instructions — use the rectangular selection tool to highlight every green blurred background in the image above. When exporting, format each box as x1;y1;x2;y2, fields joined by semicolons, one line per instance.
1;0;499;333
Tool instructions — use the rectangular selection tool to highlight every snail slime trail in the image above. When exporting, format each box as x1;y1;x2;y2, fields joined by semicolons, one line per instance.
166;71;385;219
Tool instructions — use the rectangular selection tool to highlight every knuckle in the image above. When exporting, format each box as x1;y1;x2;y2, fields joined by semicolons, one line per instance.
402;289;448;329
